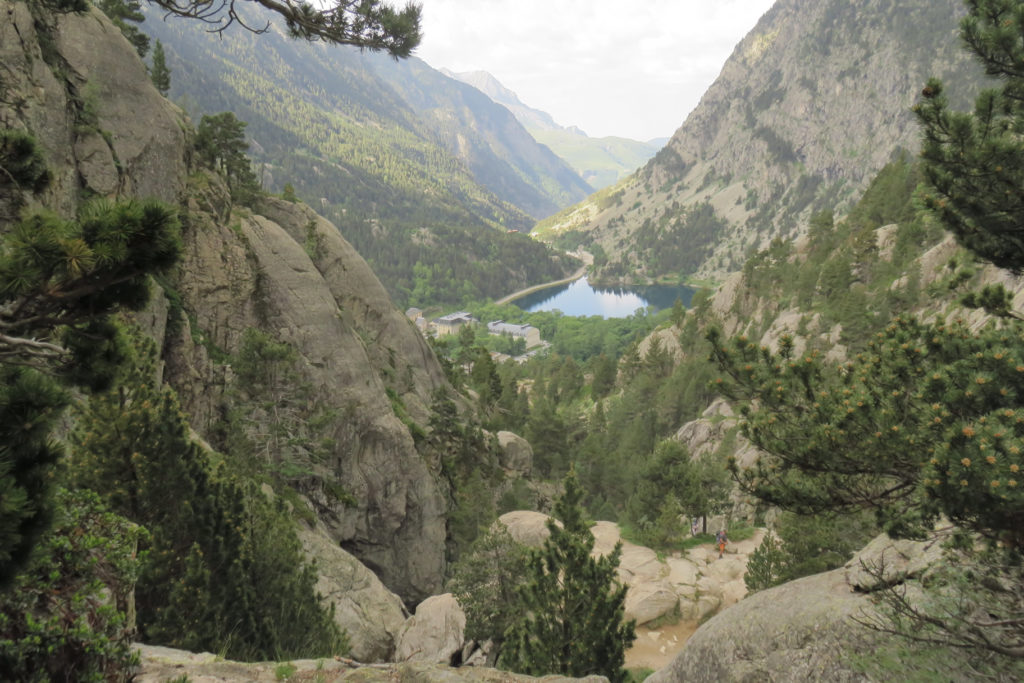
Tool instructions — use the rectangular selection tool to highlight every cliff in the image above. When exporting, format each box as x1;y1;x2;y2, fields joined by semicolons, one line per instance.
0;0;450;605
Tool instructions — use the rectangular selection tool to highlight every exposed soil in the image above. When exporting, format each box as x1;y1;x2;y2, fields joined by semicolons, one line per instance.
625;620;700;672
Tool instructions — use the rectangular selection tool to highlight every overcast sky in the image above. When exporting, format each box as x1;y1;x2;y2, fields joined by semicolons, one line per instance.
414;0;777;142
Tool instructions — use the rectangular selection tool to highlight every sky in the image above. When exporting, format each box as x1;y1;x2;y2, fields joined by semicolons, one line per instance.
414;0;778;142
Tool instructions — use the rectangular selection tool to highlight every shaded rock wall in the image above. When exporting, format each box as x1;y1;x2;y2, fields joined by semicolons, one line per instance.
1;0;452;603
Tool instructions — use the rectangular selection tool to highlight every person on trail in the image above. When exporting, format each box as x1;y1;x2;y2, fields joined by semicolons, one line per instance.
691;518;700;537
716;529;728;558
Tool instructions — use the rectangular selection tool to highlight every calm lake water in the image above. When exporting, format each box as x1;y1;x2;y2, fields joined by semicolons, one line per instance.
511;277;696;318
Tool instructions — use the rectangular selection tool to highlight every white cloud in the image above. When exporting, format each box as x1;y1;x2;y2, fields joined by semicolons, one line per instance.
414;0;776;140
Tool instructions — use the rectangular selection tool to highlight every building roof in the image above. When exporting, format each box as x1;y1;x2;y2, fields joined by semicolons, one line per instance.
434;311;476;324
487;320;537;336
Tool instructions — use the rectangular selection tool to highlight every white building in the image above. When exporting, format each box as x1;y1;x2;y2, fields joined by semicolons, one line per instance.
432;311;476;336
487;320;542;348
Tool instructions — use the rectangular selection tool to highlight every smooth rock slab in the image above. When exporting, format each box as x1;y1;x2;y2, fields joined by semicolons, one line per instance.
394;593;466;665
498;510;556;547
624;580;681;626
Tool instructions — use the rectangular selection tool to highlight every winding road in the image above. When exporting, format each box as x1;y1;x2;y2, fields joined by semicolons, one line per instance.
494;249;594;306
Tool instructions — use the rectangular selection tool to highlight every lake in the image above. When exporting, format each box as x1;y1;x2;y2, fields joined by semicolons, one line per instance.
511;277;696;318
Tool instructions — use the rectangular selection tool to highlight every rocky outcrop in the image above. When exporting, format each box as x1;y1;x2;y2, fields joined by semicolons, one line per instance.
132;644;609;682
173;195;449;603
649;532;950;682
637;326;685;364
1;0;452;604
497;512;765;628
648;568;877;683
394;593;466;665
590;521;763;627
496;431;533;475
296;524;408;663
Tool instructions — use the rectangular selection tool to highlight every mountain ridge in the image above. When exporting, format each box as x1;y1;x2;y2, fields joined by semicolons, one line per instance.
537;0;985;283
441;68;662;190
142;7;582;305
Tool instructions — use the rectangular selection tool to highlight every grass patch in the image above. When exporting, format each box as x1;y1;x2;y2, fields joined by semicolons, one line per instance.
274;661;297;681
626;667;655;683
680;532;715;550
728;524;758;542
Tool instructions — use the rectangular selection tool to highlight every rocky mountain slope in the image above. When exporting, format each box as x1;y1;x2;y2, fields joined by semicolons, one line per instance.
444;69;661;190
144;5;591;222
367;59;593;217
139;5;582;305
625;149;1024;677
538;0;984;283
1;0;453;612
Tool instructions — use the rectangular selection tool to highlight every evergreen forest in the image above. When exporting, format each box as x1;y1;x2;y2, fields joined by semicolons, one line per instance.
5;0;1024;681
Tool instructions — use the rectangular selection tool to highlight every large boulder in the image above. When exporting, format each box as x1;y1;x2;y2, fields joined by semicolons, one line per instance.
496;431;533;475
649;532;950;682
497;510;556;547
623;580;680;626
394;593;466;665
296;525;407;663
844;531;947;591
647;569;878;683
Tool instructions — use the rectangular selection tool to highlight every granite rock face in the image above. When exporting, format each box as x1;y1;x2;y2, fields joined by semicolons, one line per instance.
1;0;452;604
297;523;408;662
394;593;467;665
0;0;187;216
649;532;952;682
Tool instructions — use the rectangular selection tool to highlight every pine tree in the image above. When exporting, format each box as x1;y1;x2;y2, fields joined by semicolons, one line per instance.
448;524;530;655
0;489;147;681
93;0;149;57
149;39;171;96
194;112;260;202
0;171;180;586
499;470;635;682
69;331;345;660
914;0;1024;273
744;530;785;593
711;0;1024;662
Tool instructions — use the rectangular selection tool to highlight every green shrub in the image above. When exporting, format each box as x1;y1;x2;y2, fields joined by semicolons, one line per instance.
0;489;147;682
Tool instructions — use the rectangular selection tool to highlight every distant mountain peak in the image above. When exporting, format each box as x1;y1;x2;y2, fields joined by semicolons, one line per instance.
539;0;981;281
442;69;658;190
440;68;563;132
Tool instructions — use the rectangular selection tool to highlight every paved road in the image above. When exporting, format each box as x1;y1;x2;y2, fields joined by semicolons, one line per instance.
494;250;593;306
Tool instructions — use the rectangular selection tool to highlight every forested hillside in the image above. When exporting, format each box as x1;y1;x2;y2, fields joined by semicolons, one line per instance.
0;0;468;672
537;0;985;285
9;0;1024;680
141;5;582;306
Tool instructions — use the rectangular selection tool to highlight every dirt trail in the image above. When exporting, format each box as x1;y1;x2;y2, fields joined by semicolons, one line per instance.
625;620;699;671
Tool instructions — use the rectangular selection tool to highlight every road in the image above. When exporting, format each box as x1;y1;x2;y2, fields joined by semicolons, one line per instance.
494;249;593;306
